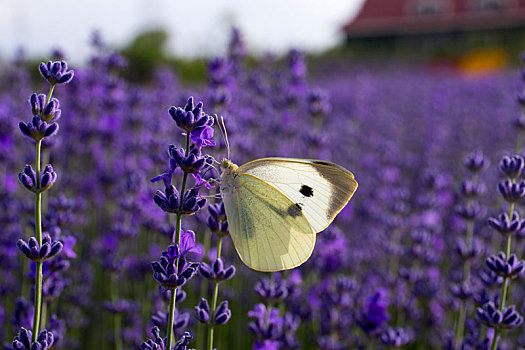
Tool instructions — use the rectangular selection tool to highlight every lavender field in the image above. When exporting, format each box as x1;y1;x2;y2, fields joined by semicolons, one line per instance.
1;30;525;350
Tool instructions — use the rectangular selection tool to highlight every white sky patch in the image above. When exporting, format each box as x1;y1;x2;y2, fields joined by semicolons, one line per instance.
0;0;364;64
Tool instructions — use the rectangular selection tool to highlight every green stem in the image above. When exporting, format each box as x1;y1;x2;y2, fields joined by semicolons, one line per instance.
166;289;178;349
166;133;190;349
111;274;123;350
114;313;123;350
32;139;43;342
45;85;55;104
207;236;223;350
40;302;47;330
31;84;56;341
455;217;474;346
490;202;515;350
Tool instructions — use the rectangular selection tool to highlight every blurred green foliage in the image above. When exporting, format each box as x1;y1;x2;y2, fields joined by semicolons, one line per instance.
119;28;207;85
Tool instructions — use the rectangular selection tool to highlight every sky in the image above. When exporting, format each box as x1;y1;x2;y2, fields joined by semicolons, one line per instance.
0;0;365;64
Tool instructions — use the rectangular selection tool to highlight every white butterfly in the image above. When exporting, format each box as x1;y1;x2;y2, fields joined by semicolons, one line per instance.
219;157;358;272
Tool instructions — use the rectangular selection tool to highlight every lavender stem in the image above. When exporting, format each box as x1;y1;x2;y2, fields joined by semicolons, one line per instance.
207;235;223;350
454;195;474;346
166;132;190;350
490;201;515;350
31;138;43;343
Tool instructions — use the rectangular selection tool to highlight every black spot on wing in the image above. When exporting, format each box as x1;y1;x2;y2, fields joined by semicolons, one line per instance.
287;203;303;217
300;185;314;197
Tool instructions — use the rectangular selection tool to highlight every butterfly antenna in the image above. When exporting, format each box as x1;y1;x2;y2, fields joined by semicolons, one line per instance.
219;116;231;160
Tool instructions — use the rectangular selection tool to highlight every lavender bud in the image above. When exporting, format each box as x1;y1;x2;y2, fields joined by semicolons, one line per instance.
30;93;47;116
455;202;483;220
153;186;179;213
379;327;413;347
41;98;61;122
464;151;488;173
18;165;37;192
39;61;74;85
214;300;231;325
460;179;486;197
498;180;525;202
488;212;525;236
486;252;525;279
194;298;211;324
500;155;525;179
40;165;58;192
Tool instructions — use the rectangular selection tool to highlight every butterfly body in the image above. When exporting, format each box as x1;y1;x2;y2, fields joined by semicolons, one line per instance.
220;157;357;272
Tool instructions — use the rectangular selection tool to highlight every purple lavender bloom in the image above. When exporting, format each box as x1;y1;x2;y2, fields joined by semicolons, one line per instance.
379;327;413;348
488;212;525;236
358;288;390;335
248;304;281;340
463;150;489;173
60;235;77;259
17;164;57;192
12;327;54;350
498;179;525;202
151;245;199;290
39;60;74;85
206;202;229;236
477;302;523;329
169;145;207;174
11;298;34;329
307;88;332;117
153;184;179;213
450;282;474;300
168;97;214;141
180;188;207;215
228;27;247;60
454;201;483;220
29;94;61;122
455;237;483;259
141;327;191;350
485;252;525;279
253;340;280;350
190;121;216;148
213;300;232;325
30;93;47;116
499;155;525;179
194;298;211;324
207;57;234;88
254;276;288;302
18;165;36;192
459;179;486;198
19;116;59;141
199;257;235;283
175;229;203;258
40;164;58;191
16;233;63;262
141;327;165;350
173;332;193;350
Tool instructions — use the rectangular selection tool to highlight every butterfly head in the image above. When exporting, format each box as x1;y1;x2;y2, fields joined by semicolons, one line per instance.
221;158;238;172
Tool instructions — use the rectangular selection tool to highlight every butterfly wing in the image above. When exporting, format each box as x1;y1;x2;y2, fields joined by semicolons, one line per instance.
222;173;315;272
236;158;358;233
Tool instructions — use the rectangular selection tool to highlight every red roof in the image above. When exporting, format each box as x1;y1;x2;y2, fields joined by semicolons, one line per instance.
343;0;525;37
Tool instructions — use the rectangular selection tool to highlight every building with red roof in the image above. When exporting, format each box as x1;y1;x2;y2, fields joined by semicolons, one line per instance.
341;0;525;67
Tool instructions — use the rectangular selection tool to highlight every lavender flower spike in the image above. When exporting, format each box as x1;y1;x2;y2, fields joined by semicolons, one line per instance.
16;233;63;263
19;117;59;141
18;164;57;193
12;327;54;350
485;252;525;279
39;61;74;85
